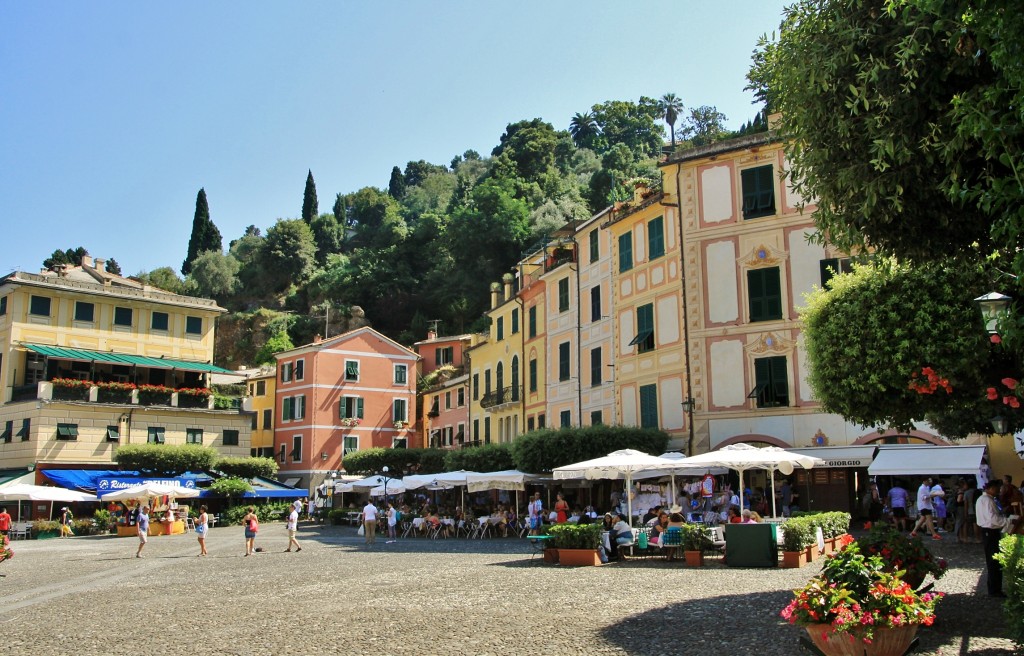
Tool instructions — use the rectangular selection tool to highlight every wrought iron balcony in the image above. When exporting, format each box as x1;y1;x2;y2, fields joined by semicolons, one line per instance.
480;385;522;410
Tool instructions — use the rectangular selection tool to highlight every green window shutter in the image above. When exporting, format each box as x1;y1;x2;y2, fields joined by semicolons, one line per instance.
558;342;570;381
283;397;293;420
529;359;537;392
357;397;364;419
631;303;655;352
589;230;599;263
648;217;665;259
511;309;519;334
496;317;504;341
819;258;838;289
748;268;782;322
590;347;602;387
639;384;658;428
528;306;537;337
558;278;569;312
741;165;776;219
618;233;633;272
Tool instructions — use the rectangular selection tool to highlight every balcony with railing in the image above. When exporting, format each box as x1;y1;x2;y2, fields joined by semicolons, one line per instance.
480;385;522;411
9;380;250;412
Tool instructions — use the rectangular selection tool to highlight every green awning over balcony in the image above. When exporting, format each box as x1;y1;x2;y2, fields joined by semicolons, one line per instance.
21;343;235;374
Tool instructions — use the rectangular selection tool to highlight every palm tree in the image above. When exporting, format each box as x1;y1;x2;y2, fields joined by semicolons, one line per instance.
569;112;599;149
659;93;685;149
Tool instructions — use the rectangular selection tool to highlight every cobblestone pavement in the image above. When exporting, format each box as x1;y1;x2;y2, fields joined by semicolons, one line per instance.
0;525;1013;656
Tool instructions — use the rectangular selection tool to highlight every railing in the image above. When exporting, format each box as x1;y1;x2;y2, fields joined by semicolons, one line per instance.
480;385;522;410
10;381;237;412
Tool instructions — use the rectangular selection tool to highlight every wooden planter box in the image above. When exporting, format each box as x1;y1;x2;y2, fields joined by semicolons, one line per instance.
684;550;704;567
543;548;559;564
781;550;809;568
806;545;818;562
557;548;601;567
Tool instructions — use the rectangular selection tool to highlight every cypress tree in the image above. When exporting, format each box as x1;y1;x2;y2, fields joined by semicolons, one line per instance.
302;169;318;223
333;193;346;224
388;165;406;199
182;188;222;275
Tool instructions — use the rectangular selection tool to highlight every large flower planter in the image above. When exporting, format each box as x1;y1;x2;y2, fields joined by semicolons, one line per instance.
97;389;133;404
557;548;601;566
139;392;172;406
52;387;89;401
804;623;918;656
543;548;559;564
176;394;210;409
782;550;808;568
806;545;818;562
684;550;704;567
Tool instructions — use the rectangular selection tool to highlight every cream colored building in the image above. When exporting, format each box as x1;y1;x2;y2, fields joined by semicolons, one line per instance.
243;365;277;458
0;257;251;472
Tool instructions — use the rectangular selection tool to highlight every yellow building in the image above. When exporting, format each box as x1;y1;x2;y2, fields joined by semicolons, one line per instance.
467;277;524;444
604;183;689;449
0;256;251;472
243;365;277;457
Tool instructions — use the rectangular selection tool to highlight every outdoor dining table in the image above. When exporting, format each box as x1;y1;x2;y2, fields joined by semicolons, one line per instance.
347;511;361;526
525;534;554;560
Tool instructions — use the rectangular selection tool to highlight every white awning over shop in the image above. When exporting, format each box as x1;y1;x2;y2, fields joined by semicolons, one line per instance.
788;446;877;468
867;445;987;477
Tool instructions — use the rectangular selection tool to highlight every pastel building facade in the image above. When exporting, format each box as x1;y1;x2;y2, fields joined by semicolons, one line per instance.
414;332;475;449
243;365;277;458
274;327;418;492
660;131;949;453
468;277;524;444
605;185;689;449
576;210;616;427
0;257;250;474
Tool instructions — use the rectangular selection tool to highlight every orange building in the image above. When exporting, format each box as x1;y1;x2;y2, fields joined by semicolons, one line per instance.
273;327;418;493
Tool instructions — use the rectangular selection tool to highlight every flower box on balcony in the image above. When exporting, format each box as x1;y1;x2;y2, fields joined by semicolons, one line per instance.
137;385;173;406
51;378;92;401
96;381;136;404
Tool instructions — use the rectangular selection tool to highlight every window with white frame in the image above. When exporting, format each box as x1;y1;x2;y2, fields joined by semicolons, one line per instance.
186;428;203;444
294;359;304;381
339;396;364;419
280;362;293;383
291;435;302;462
393;398;408;423
344;360;360;381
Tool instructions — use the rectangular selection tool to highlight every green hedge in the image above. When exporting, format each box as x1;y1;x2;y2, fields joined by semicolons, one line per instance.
547;523;602;549
997;534;1024;649
114;443;218;474
443;443;515;472
341;448;446;476
509;425;670;473
214;456;279;479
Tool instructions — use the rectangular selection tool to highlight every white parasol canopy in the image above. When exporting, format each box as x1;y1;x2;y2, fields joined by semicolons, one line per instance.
671;443;824;516
553;449;678;524
98;482;201;501
0;484;97;503
632;453;728;505
465;470;538;493
402;471;474;490
369;481;407;496
335;475;402;492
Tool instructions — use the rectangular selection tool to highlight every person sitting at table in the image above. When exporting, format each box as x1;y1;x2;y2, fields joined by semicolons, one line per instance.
642;506;661;526
492;506;509;537
609;513;634;561
602;512;615;531
727;506;743;524
649;511;670;545
742;509;763;523
662;512;686;561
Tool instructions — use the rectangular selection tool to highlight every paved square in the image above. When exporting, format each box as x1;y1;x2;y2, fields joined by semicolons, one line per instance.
0;525;1012;655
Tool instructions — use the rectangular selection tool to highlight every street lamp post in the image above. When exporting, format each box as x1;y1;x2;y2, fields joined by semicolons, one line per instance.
382;465;390;500
975;291;1015;434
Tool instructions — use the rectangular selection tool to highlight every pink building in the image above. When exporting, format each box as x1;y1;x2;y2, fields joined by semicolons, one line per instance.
414;331;475;449
274;327;418;493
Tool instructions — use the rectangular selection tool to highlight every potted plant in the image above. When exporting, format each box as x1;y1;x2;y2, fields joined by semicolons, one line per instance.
176;386;212;408
0;536;13;564
137;384;173;406
781;537;942;655
781;516;812;568
681;523;712;567
340;418;361;428
32;519;61;539
96;380;136;404
857;525;948;590
393;420;409;430
547;523;602;566
51;377;92;401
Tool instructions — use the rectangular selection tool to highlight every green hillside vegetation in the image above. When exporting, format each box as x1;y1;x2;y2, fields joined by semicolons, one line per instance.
53;96;764;367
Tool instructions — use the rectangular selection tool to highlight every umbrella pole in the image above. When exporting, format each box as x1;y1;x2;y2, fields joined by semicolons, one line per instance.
770;469;778;518
738;470;745;512
626;474;633;527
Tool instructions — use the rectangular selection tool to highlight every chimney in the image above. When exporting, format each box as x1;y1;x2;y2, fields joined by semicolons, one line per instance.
94;258;106;271
490;282;501;309
313;334;322;344
81;255;94;268
501;273;514;301
426;330;437;341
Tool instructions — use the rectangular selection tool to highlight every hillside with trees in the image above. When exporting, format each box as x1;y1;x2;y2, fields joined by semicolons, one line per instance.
48;96;763;368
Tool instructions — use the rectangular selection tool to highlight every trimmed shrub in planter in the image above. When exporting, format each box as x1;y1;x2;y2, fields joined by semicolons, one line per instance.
51;378;92;401
781;516;815;568
996;534;1024;652
96;381;136;404
138;384;173;406
32;520;60;539
547;523;602;566
176;387;212;408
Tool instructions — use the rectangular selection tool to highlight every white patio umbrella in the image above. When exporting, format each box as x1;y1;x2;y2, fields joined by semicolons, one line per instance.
553;449;678;525
0;484;98;522
338;475;402;491
98;482;201;501
465;470;537;493
632;453;727;507
369;481;407;497
404;471;473;511
671;443;824;516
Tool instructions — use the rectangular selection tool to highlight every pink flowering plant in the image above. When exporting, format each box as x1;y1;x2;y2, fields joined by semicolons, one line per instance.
781;538;942;643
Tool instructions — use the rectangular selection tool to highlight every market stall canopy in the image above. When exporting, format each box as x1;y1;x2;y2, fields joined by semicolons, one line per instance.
0;484;97;502
787;446;877;468
465;470;539;493
41;469;210;493
99;482;201;501
867;445;986;477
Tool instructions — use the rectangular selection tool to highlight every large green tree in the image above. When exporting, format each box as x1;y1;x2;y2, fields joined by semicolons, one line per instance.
42;246;89;270
569;111;600;150
260;219;317;292
658;93;684;149
301;170;318;223
136;266;185;294
182;188;222;276
186;250;240;300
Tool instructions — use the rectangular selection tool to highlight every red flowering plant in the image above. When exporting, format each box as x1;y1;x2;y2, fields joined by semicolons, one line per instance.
137;384;173;395
175;387;211;397
0;535;14;563
908;366;953;395
781;538;942;643
50;378;93;390
95;381;137;393
857;525;947;586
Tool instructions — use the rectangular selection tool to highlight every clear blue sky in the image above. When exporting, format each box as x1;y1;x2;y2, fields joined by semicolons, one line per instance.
0;1;788;277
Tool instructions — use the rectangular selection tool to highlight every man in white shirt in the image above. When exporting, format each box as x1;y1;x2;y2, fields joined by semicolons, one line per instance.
284;507;301;552
361;501;378;545
910;477;941;540
976;479;1006;597
528;492;543;535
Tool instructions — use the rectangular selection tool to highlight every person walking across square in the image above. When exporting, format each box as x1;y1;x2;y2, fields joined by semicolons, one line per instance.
361;500;378;545
910;477;941;540
976;479;1007;597
136;506;150;558
284;505;302;552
